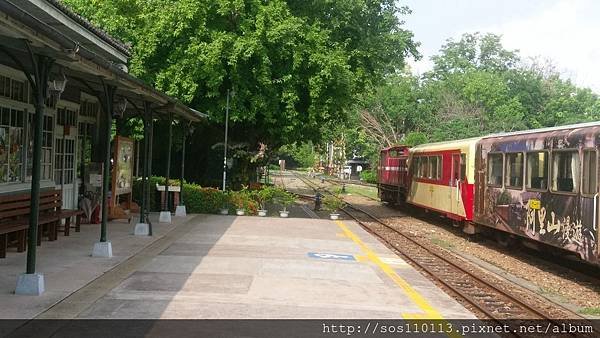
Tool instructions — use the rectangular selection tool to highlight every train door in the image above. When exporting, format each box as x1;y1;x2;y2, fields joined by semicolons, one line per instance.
596;149;599;259
597;149;600;259
450;153;464;216
585;148;600;258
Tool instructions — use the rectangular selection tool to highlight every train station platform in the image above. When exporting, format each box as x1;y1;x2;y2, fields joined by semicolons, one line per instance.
0;214;475;320
0;213;189;319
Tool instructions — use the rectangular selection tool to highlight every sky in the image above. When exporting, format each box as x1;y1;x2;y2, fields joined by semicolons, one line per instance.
400;0;600;93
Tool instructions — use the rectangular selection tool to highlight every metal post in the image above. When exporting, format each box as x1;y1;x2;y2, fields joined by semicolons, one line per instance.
139;103;151;224
164;113;173;211
26;54;53;274
100;83;115;243
179;124;186;206
135;139;140;177
147;114;154;235
138;136;146;224
222;89;230;191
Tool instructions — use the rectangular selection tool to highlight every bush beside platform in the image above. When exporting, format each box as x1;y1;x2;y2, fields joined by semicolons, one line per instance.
133;177;272;215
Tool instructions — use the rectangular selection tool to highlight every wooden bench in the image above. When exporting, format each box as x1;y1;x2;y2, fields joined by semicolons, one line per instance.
0;190;84;258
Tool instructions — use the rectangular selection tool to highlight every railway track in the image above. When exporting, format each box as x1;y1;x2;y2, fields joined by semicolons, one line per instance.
342;204;563;320
293;171;380;202
290;171;586;323
319;176;377;188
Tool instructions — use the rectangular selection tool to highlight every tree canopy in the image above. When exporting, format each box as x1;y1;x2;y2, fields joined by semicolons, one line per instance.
352;32;600;166
64;0;419;149
61;2;600;179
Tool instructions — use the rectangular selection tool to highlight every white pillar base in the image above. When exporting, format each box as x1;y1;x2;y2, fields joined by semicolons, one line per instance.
175;205;187;217
159;211;172;223
92;241;113;258
15;273;45;296
134;223;150;236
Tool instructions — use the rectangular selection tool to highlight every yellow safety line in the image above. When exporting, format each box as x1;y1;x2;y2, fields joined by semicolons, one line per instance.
335;220;442;318
335;220;463;338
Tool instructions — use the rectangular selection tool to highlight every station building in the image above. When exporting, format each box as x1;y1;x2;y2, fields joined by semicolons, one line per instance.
0;0;204;294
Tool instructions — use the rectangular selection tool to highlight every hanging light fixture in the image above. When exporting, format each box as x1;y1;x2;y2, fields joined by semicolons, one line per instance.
47;69;67;101
113;96;128;118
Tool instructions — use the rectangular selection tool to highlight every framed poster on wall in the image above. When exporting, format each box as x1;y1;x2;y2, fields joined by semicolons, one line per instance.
113;136;133;196
110;136;133;221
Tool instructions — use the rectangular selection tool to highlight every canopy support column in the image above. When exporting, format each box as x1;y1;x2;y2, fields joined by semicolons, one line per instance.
147;113;154;235
159;112;173;223
12;43;54;296
135;102;153;235
92;81;116;257
175;122;188;217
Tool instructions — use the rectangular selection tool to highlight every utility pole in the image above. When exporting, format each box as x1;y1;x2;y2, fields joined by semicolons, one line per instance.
222;88;233;191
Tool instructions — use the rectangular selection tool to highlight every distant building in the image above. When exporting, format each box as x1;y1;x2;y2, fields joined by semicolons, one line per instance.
344;158;369;180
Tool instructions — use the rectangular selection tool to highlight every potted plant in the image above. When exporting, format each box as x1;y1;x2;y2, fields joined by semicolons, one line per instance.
230;190;249;216
254;186;275;217
323;194;346;220
273;188;295;218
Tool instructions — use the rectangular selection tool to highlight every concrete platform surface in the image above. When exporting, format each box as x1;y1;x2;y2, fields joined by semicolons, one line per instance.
0;213;191;319
39;214;475;320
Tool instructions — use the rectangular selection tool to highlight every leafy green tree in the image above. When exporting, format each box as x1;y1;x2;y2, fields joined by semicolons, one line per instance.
355;31;599;152
278;142;317;168
428;32;519;80
403;131;428;146
63;0;419;150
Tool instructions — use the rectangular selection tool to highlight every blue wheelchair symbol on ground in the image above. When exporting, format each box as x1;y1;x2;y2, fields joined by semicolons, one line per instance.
308;252;355;261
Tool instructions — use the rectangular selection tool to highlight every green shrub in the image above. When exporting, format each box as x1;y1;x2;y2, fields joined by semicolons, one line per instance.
133;176;272;215
184;185;230;214
229;188;258;215
134;176;227;213
253;185;277;209
403;132;428;146
132;176;168;211
323;194;346;213
271;187;296;211
360;170;377;184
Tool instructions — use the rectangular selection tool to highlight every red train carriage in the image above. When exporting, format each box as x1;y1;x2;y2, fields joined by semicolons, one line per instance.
378;146;409;203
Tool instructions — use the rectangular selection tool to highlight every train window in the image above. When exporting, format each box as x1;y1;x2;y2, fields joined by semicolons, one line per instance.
551;150;580;193
487;153;503;186
419;156;429;178
412;157;418;177
429;156;441;180
505;153;524;188
526;152;548;190
582;150;597;195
